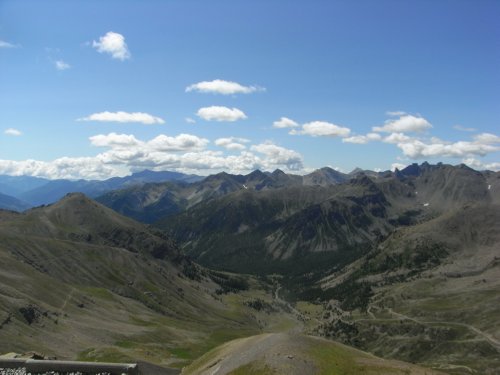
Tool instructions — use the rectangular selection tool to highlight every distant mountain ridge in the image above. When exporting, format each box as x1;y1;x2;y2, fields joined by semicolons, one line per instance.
96;167;359;223
0;169;203;209
0;192;32;212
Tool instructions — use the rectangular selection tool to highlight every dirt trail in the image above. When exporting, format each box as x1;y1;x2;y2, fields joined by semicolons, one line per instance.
386;308;500;350
60;287;76;313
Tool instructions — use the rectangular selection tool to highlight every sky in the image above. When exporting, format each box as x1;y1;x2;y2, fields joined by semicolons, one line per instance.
0;0;499;180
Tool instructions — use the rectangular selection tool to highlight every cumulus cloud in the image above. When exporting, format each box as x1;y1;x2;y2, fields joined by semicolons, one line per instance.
291;121;351;138
250;142;303;170
396;139;499;159
90;133;141;148
0;131;306;179
97;136;303;176
389;130;500;160
78;111;165;125
342;133;381;144
273;117;299;128
473;133;500;144
4;128;22;136
186;79;264;95
373;114;432;133
196;106;247;122
185;117;196;124
91;132;208;152
55;60;70;70
0;157;118;180
383;132;412;144
92;32;130;61
462;158;500;171
148;134;209;152
215;137;250;151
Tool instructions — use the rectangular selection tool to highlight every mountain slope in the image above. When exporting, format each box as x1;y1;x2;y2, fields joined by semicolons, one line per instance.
0;194;449;374
313;203;500;374
0;194;286;367
156;179;392;274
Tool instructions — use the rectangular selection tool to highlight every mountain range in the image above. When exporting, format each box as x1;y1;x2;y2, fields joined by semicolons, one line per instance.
95;162;500;373
0;162;499;374
0;170;203;210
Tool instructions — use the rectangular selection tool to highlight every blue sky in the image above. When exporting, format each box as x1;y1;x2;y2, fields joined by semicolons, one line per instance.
0;0;499;179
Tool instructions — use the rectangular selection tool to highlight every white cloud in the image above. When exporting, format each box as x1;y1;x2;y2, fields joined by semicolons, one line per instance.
90;133;141;148
273;117;299;128
92;32;130;61
186;79;264;95
196;106;247;122
453;125;477;132
462;158;500;171
4;128;22;136
0;132;307;179
342;133;381;144
430;136;450;145
91;132;208;153
0;40;18;48
397;139;499;159
0;157;118;180
185;117;196;124
148;134;209;152
215;137;250;151
383;132;412;144
473;133;500;144
250;142;303;170
78;111;165;124
373;114;432;133
55;60;70;70
291;121;351;138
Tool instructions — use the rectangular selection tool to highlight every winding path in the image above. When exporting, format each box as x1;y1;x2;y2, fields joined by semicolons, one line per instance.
386;308;500;350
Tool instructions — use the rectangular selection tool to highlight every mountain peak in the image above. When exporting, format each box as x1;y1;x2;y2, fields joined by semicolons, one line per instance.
246;169;266;179
271;169;286;176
